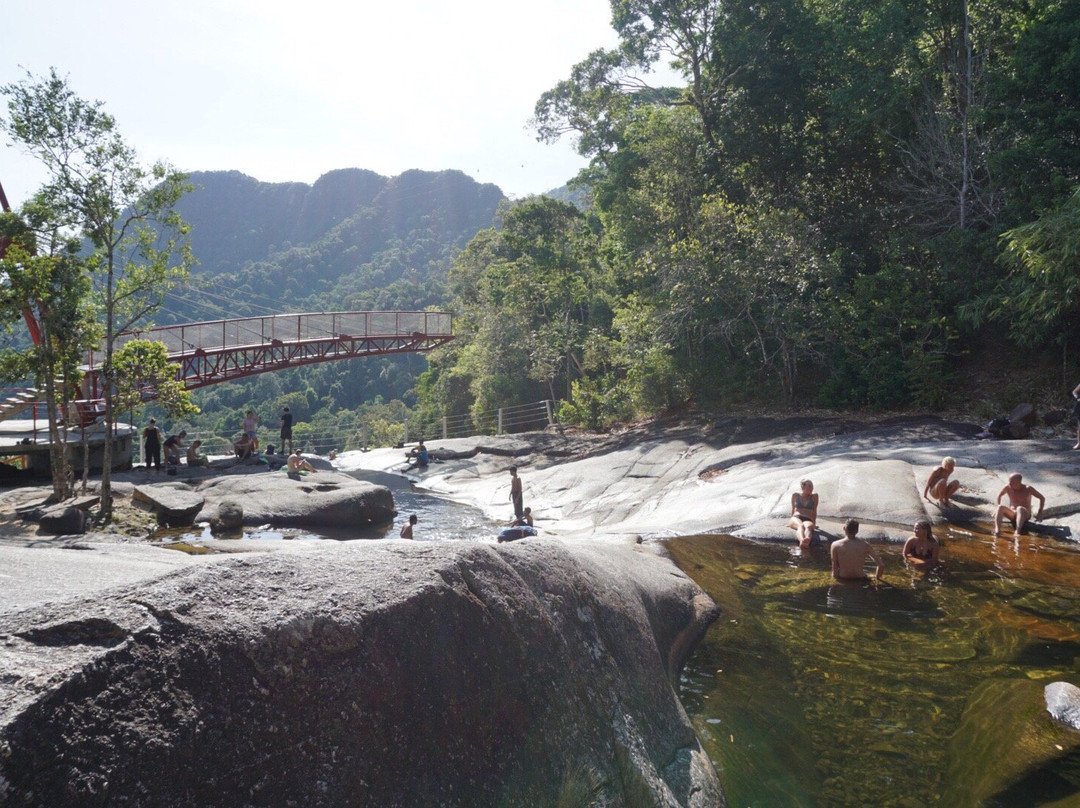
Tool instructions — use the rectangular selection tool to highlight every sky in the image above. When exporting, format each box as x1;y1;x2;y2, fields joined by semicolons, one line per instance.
0;0;663;208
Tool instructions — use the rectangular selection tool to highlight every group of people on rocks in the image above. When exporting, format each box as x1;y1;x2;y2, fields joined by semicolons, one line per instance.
789;459;1048;582
141;405;309;471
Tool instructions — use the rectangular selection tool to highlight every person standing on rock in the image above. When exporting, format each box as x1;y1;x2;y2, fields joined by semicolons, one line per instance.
924;457;961;508
509;466;524;520
279;406;294;454
831;518;884;582
243;410;260;452
400;514;417;539
994;473;1045;536
142;418;162;472
788;479;818;548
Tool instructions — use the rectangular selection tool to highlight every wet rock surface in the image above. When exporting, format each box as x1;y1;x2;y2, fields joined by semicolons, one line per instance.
1046;681;1080;732
0;540;720;807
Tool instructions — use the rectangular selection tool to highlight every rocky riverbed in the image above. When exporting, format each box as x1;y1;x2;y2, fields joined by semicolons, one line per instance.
3;411;1080;807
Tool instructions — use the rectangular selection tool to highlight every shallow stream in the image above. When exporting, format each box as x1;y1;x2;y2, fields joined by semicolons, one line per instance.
668;526;1080;807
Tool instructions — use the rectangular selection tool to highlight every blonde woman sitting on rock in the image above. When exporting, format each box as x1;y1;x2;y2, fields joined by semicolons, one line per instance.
788;479;819;549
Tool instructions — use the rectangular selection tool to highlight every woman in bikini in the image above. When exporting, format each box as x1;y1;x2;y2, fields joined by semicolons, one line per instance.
788;479;819;549
903;519;940;568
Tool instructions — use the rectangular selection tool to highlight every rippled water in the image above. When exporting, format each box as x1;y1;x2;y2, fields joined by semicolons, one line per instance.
668;526;1080;807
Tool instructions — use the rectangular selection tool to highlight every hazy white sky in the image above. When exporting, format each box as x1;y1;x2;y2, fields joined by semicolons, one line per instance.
0;0;645;207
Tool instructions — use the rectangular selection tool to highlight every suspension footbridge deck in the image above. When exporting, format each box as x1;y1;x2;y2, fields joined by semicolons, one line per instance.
97;311;453;390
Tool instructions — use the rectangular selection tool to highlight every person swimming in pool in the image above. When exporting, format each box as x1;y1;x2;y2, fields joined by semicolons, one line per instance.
903;519;940;568
788;479;819;549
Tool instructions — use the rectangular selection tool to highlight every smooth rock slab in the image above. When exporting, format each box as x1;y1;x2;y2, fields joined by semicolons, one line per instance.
132;485;205;527
0;539;721;807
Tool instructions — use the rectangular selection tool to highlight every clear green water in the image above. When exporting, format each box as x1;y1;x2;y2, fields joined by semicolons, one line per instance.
669;527;1080;808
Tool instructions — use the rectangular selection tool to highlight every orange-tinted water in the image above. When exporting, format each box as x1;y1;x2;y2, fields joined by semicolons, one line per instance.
669;524;1080;807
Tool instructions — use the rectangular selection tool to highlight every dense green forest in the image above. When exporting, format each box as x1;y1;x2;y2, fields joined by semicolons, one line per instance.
417;0;1080;431
5;0;1080;459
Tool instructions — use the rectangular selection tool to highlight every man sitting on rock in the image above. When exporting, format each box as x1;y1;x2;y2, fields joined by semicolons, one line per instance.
287;449;315;474
233;433;255;460
185;439;209;468
994;472;1045;536
405;440;429;469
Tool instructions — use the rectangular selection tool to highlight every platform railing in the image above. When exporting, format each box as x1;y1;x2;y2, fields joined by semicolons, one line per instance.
91;311;453;361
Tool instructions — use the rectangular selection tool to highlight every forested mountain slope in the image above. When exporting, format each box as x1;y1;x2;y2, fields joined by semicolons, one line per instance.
163;167;504;324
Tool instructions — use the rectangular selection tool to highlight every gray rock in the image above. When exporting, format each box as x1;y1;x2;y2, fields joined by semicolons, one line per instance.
1045;681;1080;731
193;470;395;529
1009;402;1036;426
36;505;87;535
0;540;721;807
210;500;243;534
132;484;205;528
1008;420;1030;439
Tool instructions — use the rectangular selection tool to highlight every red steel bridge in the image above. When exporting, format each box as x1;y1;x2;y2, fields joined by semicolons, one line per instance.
93;311;454;390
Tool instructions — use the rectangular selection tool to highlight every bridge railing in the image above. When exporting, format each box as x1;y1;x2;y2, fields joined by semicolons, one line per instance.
94;311;453;359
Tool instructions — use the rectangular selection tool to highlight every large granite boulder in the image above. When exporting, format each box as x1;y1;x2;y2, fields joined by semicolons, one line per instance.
36;505;88;536
194;470;395;529
0;539;721;807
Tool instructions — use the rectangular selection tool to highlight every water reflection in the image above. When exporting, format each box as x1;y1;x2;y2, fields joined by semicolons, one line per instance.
668;527;1080;808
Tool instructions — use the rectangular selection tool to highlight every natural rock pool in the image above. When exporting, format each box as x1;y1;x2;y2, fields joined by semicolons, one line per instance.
668;526;1080;807
155;464;1080;806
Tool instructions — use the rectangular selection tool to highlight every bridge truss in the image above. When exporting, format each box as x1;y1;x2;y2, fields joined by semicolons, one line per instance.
93;311;454;390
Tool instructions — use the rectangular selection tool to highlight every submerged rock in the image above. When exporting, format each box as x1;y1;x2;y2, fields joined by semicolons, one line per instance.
0;539;721;807
1046;681;1080;732
944;677;1080;806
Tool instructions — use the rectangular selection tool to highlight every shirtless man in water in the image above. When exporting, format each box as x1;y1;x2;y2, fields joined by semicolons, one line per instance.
831;518;884;582
994;472;1045;536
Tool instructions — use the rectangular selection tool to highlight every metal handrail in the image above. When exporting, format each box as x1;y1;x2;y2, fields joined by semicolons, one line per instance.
92;311;453;362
